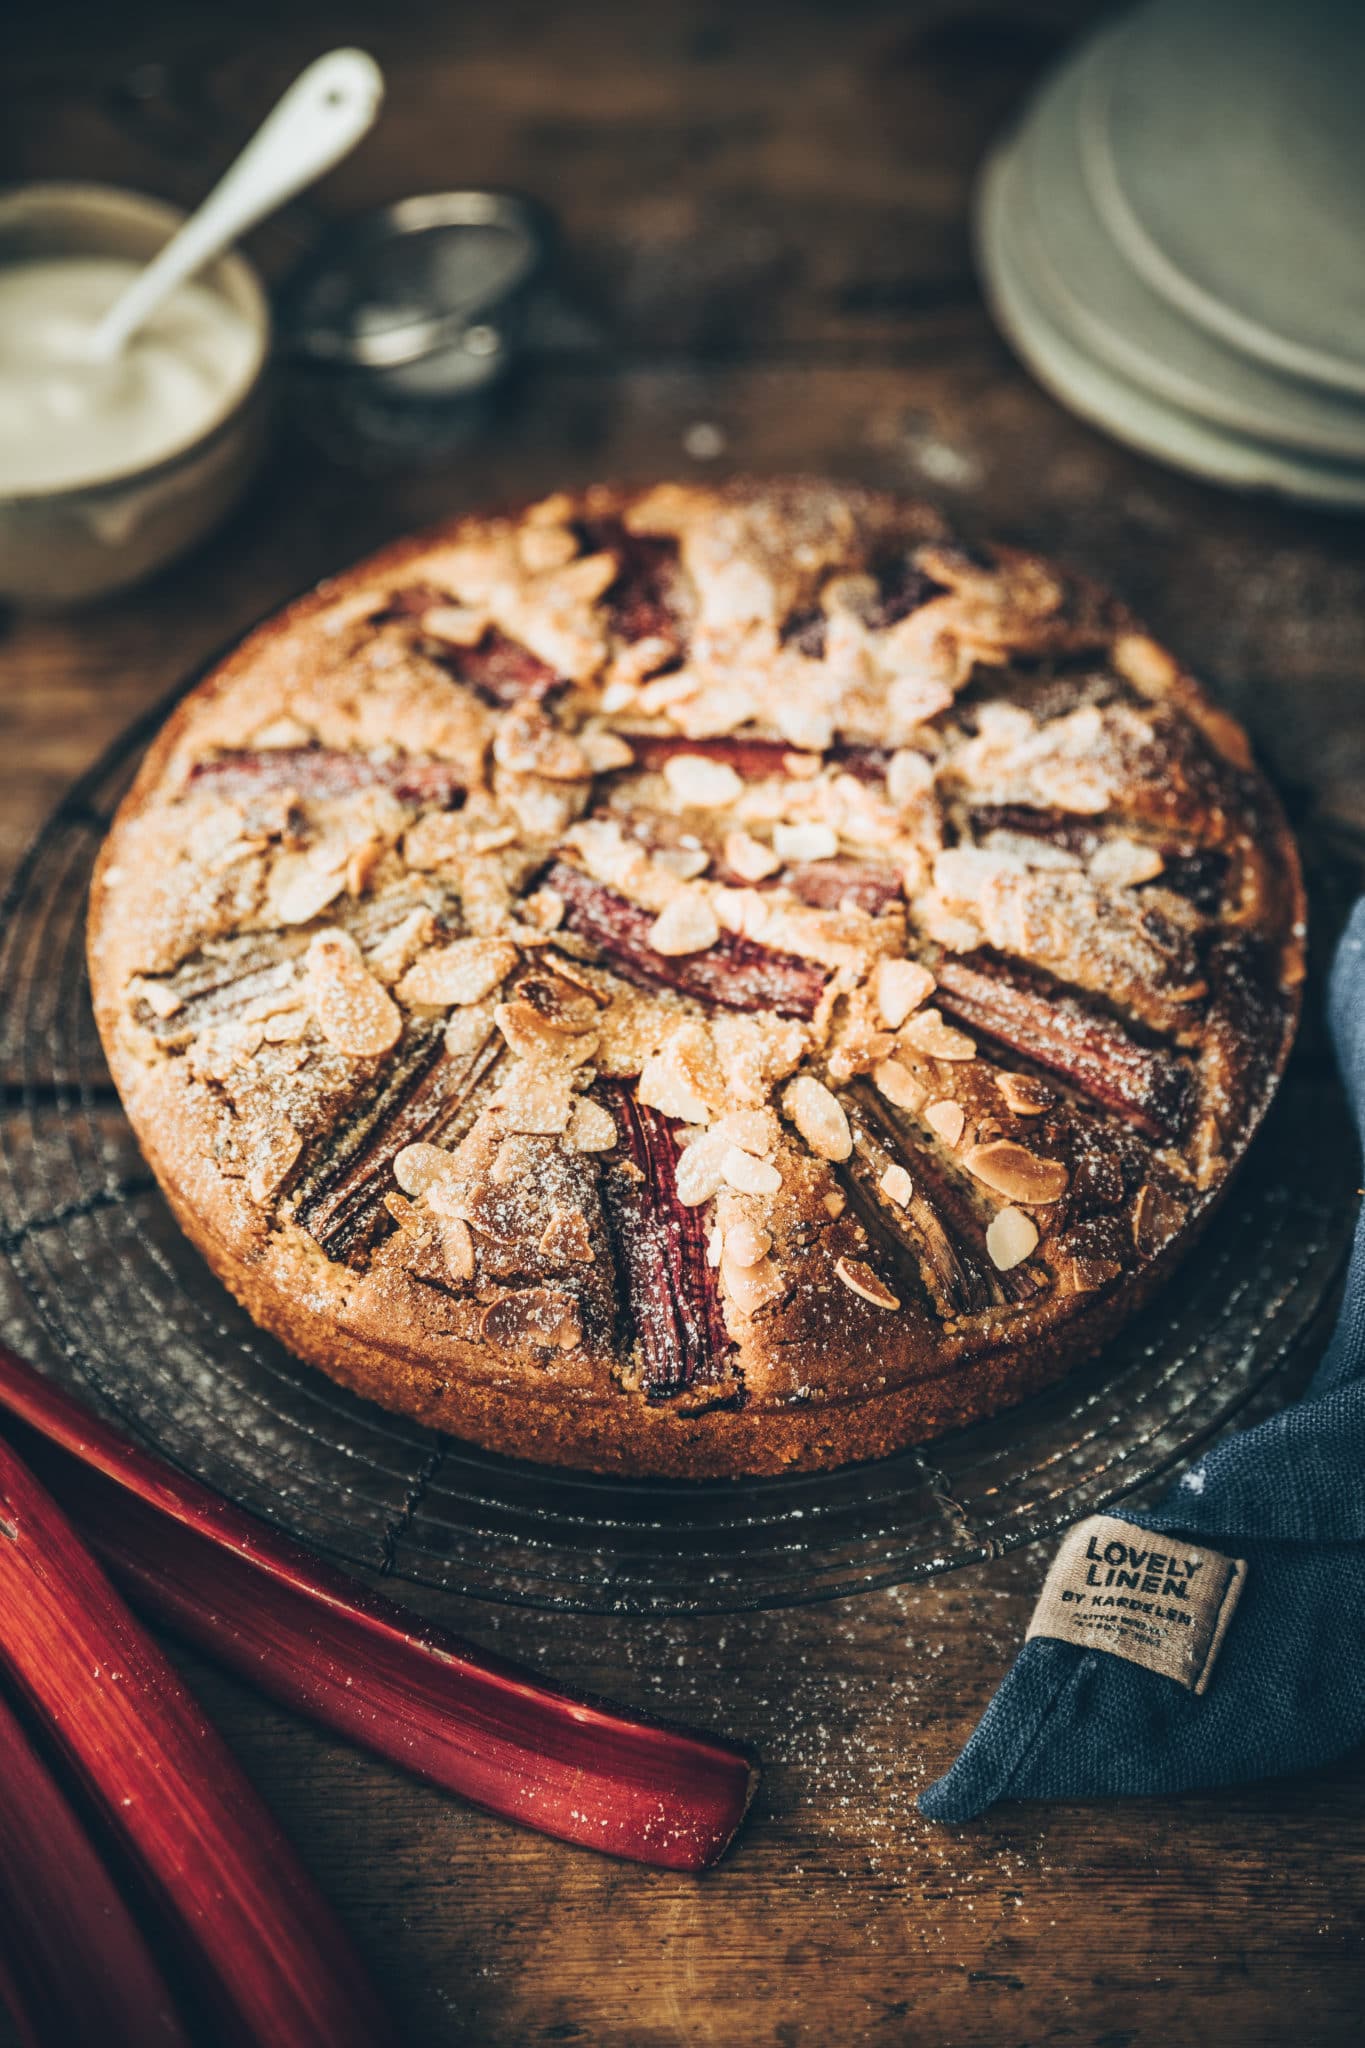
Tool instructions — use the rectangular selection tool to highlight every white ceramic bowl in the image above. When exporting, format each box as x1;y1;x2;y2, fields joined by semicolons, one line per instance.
0;183;271;606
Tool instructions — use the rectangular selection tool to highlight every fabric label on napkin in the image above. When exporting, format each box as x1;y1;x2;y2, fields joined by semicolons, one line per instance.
1027;1514;1247;1694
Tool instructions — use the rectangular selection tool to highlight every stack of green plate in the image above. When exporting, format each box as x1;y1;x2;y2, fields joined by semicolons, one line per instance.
975;0;1365;507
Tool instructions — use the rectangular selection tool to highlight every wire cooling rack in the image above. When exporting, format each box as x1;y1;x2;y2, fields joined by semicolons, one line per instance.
0;681;1356;1614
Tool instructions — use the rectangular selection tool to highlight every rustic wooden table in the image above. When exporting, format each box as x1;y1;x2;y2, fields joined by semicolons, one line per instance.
5;4;1365;2043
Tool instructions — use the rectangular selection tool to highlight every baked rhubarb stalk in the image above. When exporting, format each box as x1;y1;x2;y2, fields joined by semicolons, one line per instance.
0;1430;394;2048
546;858;827;1019
190;745;465;808
598;1083;733;1396
0;1343;757;1873
932;953;1190;1142
0;1688;188;2048
616;732;890;785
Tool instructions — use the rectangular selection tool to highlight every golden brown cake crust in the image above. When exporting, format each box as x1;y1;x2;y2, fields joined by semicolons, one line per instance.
87;479;1304;1477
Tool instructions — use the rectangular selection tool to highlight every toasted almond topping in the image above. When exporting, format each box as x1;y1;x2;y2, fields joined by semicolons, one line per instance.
246;1121;302;1206
492;1062;576;1134
900;1008;976;1061
706;1225;724;1268
272;858;348;927
782;1075;852;1161
1055;1253;1121;1294
963;1139;1069;1205
420;603;488;647
562;1097;619;1153
579;728;637;773
873;1058;928;1113
720;1145;783;1196
397;938;519;1008
834;1257;900;1310
1089;836;1165;889
823;1188;847;1219
638;1022;722;1123
879;1162;914;1207
1132;1181;1182;1255
723;829;781;882
444;1216;476;1283
875;957;935;1030
518;521;579;572
663;754;743;807
719;1249;786;1316
674;1132;729;1206
723;1221;772;1268
782;751;824;779
995;1072;1054;1117
481;1288;581;1351
652;844;712;881
495;1000;598;1063
520;887;566;933
137;977;184;1020
383;1191;419;1230
493;704;591;781
262;1007;310;1043
393;1142;459;1195
773;822;839;863
305;929;403;1059
887;748;935;806
924;1098;966;1148
713;1108;777;1156
539;1206;595;1262
986;1206;1038;1271
648;893;720;956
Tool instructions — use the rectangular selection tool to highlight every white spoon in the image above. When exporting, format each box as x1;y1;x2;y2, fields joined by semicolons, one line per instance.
86;48;384;364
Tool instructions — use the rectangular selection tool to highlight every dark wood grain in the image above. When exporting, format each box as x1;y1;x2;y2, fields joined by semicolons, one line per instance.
4;3;1365;2044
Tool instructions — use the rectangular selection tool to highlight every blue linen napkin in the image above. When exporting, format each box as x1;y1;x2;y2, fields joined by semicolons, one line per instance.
920;897;1365;1821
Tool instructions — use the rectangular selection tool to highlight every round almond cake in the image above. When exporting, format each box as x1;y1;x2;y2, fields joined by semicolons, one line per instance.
88;480;1304;1477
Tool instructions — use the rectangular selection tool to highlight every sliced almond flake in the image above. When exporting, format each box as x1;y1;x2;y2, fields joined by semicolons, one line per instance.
578;728;637;773
924;1098;965;1148
367;907;437;986
986;1205;1038;1271
250;714;314;749
712;1108;777;1156
720;1249;787;1317
648;893;720;957
539;1205;595;1263
879;1162;914;1207
782;752;824;780
724;829;781;882
873;1057;928;1113
782;1075;852;1162
995;1072;1054;1117
494;708;592;782
246;1121;303;1206
887;749;934;806
421;604;489;647
963;1139;1069;1205
706;1225;724;1268
519;522;579;573
393;1142;459;1196
444;1216;476;1283
900;1008;976;1061
650;844;711;883
137;978;183;1020
272;859;348;928
383;1191;420;1230
491;1063;576;1134
875;957;935;1030
722;1220;772;1268
1089;837;1165;889
398;939;519;1009
662;754;743;807
823;1189;847;1219
1055;1252;1121;1294
305;929;403;1059
773;822;838;863
834;1257;900;1311
721;1146;782;1197
674;1131;729;1207
495;1000;598;1064
562;1097;618;1153
520;887;566;933
262;1007;310;1043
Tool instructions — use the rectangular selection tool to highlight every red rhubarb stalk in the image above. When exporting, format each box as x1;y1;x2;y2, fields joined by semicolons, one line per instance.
546;858;826;1019
0;1687;188;2048
0;1344;757;1873
0;1434;394;2048
190;745;464;807
619;733;889;784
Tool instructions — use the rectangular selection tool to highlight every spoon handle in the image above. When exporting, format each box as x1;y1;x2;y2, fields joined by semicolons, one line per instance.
88;48;383;361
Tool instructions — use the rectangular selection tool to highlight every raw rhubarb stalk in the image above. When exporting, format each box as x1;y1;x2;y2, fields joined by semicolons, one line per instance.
546;858;826;1019
0;1688;188;2048
0;1343;757;1873
933;953;1190;1142
0;1434;394;2048
598;1083;733;1396
190;745;465;808
296;1023;502;1261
